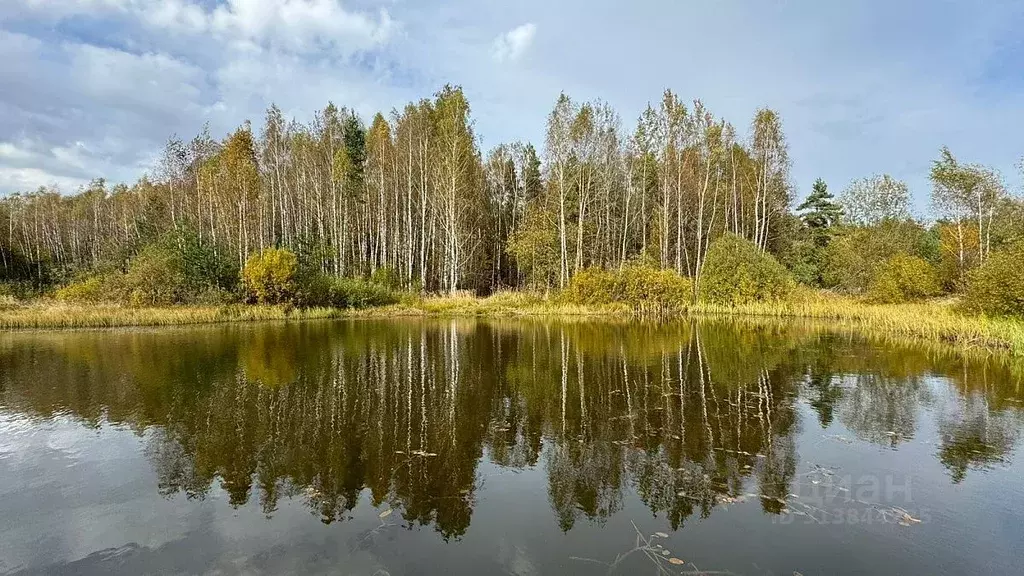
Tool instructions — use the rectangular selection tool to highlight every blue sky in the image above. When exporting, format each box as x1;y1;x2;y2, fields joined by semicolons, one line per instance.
1;0;1022;213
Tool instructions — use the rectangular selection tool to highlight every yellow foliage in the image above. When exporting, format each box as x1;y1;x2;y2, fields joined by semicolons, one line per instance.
867;255;941;304
242;248;298;304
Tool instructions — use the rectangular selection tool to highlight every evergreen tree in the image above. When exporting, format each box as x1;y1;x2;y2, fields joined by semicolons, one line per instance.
798;178;842;243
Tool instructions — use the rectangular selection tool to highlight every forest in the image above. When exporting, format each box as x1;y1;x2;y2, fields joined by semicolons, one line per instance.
1;85;1022;318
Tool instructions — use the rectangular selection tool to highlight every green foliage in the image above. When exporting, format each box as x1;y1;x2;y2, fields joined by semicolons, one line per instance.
53;231;236;306
822;220;933;292
867;255;941;304
797;178;842;237
0;281;38;300
699;234;793;305
507;204;559;290
780;238;820;286
370;267;402;290
961;245;1024;317
294;273;397;309
173;229;239;295
563;263;691;314
242;248;298;304
328;277;398;308
119;244;189;306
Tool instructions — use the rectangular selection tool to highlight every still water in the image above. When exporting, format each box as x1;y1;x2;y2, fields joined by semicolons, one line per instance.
1;319;1022;575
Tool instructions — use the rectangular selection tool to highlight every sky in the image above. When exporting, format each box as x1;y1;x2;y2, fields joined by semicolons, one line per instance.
1;0;1022;212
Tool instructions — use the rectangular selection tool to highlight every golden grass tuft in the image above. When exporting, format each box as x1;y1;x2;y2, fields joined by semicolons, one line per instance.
352;290;628;318
0;301;342;330
683;289;1024;355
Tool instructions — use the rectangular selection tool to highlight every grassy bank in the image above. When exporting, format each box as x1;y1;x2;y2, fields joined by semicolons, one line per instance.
684;293;1024;356
0;301;343;330
357;290;1024;356
3;292;1024;358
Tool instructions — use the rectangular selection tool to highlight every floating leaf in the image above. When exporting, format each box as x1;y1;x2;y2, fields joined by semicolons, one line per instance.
668;558;685;565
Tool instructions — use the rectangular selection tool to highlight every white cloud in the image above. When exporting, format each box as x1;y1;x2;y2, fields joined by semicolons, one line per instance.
2;0;1023;207
139;0;395;55
492;23;536;63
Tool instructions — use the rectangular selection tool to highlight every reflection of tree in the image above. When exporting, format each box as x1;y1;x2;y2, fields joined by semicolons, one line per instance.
838;372;923;447
2;317;1024;537
802;334;845;427
938;396;1020;483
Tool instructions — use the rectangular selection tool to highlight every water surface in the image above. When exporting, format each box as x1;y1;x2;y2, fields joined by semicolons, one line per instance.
1;319;1022;575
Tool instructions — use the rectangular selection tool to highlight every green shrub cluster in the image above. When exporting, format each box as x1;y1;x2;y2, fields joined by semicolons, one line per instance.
699;234;793;305
961;244;1024;317
563;263;691;314
294;272;398;309
867;254;941;304
54;231;238;306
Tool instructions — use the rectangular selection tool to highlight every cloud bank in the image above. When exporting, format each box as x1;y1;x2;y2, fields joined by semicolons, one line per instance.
1;0;1022;210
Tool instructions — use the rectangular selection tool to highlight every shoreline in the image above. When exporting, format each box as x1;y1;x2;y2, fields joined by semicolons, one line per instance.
2;293;1023;356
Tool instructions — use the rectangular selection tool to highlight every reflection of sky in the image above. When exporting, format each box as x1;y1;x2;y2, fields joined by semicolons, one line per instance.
2;370;1024;574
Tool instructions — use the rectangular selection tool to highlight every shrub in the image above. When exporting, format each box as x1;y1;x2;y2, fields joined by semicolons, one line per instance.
174;229;239;295
562;267;617;305
822;221;934;292
119;244;189;306
699;234;793;305
370;267;402;290
242;248;298;304
617;264;691;313
292;271;396;309
867;254;941;304
54;276;106;303
961;245;1024;317
0;281;38;300
563;264;691;314
329;277;397;308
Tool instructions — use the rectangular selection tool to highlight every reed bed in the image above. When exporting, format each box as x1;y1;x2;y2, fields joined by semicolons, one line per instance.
0;302;342;330
354;290;629;317
685;293;1024;356
3;291;1023;359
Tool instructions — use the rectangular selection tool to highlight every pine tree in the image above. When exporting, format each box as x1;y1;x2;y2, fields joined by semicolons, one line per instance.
798;178;842;245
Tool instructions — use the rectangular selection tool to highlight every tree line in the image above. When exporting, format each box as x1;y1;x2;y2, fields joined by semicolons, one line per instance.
1;84;1022;309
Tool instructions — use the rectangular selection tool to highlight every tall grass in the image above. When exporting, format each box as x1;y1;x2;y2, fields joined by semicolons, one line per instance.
0;302;342;330
353;290;628;317
684;290;1024;356
4;290;1024;360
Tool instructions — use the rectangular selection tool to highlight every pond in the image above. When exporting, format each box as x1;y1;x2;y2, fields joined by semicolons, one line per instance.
1;319;1022;575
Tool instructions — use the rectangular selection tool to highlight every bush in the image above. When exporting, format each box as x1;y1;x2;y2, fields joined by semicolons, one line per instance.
618;264;691;313
699;234;793;305
0;281;38;300
329;277;397;308
119;244;189;306
867;254;941;304
370;267;402;290
174;229;239;295
292;271;396;309
562;267;617;305
961;245;1024;317
54;276;106;303
242;248;298;304
563;264;691;314
822;221;934;292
